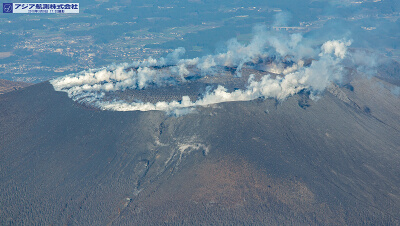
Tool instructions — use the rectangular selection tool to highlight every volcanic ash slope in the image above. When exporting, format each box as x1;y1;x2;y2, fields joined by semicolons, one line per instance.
0;72;400;225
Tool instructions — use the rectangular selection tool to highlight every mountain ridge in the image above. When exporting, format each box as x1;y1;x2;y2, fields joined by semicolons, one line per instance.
0;76;399;225
0;79;31;95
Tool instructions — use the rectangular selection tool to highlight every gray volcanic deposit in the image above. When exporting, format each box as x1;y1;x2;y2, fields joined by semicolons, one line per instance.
1;29;400;225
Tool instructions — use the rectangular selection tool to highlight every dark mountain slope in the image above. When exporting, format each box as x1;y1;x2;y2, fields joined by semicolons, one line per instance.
0;79;31;95
0;76;399;225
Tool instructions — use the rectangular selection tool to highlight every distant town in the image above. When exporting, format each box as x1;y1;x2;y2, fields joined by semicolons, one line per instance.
0;1;399;83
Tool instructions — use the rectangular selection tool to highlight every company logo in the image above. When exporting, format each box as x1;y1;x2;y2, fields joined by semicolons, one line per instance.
5;3;79;14
3;3;13;13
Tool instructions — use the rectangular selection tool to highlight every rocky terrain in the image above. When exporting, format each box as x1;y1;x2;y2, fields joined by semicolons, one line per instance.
0;79;31;94
0;70;399;224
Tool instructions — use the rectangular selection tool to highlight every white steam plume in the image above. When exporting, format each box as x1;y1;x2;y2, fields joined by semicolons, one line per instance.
51;26;351;114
